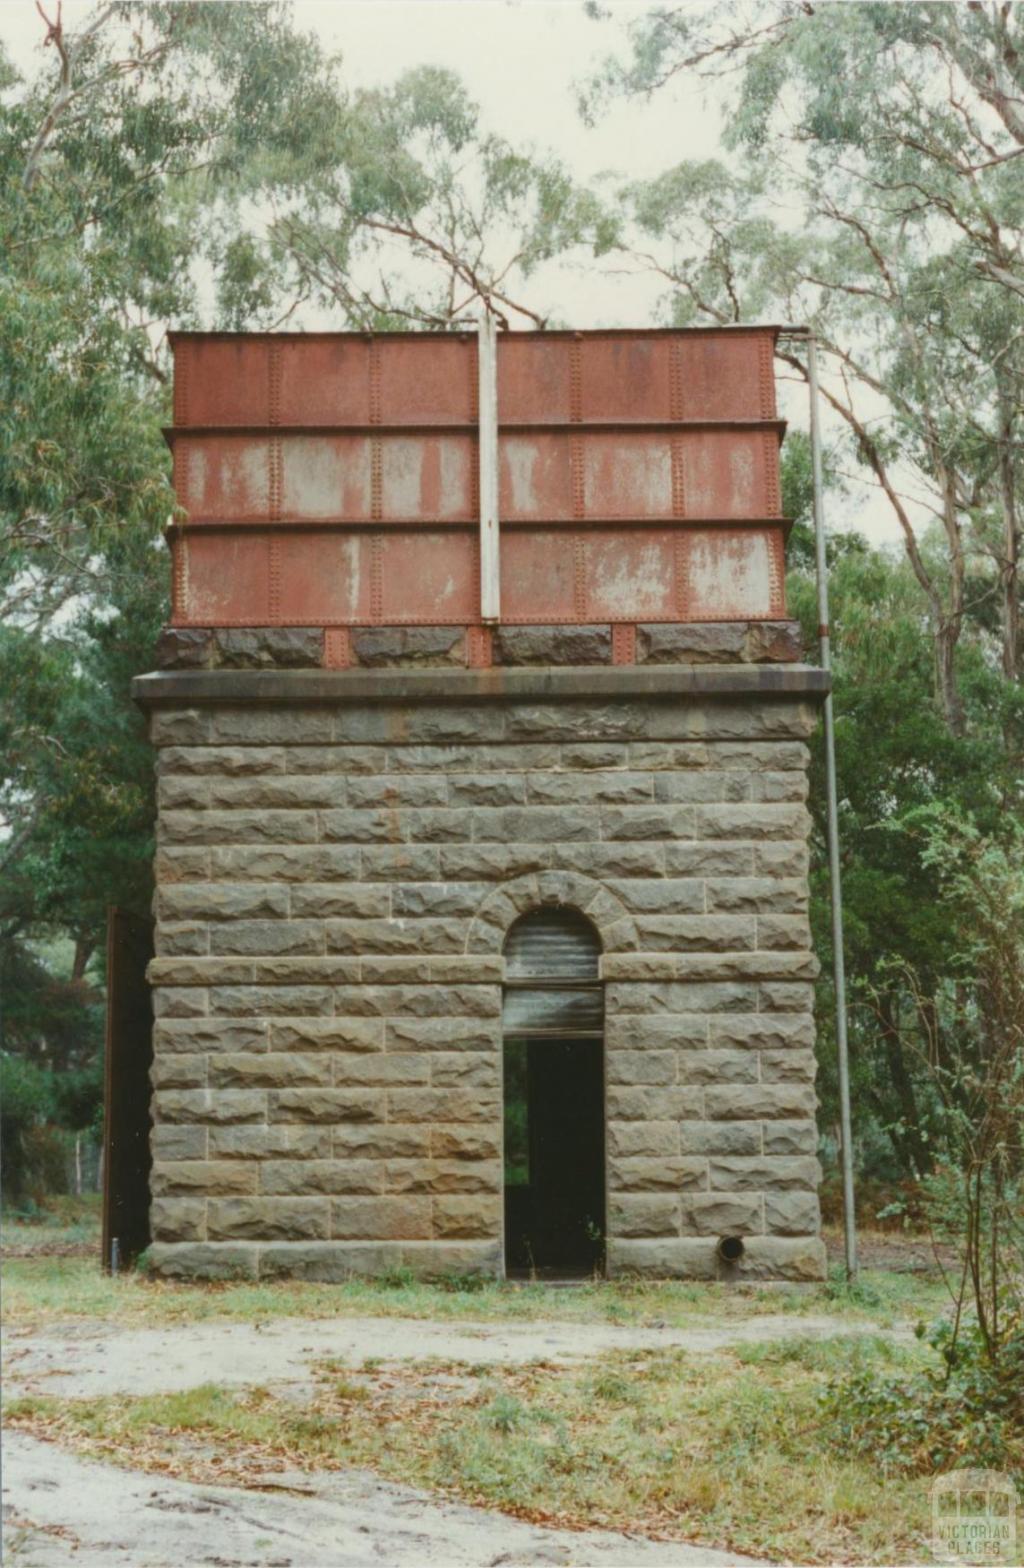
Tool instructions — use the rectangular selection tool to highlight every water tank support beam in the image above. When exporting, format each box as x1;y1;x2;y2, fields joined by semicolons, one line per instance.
477;310;500;623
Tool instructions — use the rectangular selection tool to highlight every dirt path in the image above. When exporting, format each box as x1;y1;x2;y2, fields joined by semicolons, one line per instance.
3;1432;759;1567
2;1311;903;1401
3;1313;890;1566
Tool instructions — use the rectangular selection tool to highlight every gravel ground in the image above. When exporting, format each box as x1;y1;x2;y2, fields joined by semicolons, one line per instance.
3;1311;896;1566
2;1432;760;1568
2;1311;906;1401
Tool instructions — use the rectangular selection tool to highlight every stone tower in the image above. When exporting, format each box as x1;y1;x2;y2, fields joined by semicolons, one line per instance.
133;327;828;1283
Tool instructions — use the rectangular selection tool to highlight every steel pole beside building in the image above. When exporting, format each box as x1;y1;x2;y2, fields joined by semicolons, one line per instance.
806;334;858;1279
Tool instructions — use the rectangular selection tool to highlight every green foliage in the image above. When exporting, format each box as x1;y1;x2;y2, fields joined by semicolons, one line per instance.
825;1320;1024;1475
1;1054;55;1197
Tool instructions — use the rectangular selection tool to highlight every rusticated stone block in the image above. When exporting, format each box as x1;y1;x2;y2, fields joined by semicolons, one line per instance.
333;1124;431;1159
209;707;332;745
262;1160;383;1196
150;709;211;746
385;1160;499;1195
751;771;809;804
214;629;323;669
156;628;215;669
680;1120;762;1156
677;1051;759;1086
150;1160;257;1197
270;1018;383;1052
763;1120;819;1155
608;1156;708;1193
161;809;318;846
385;1088;500;1124
210;985;333;1017
210;845;360;881
154;1089;265;1125
761;1049;817;1083
148;1243;258;1280
606;1122;680;1159
207;775;345;809
637;623;745;664
429;1054;500;1089
157;884;289;921
331;1053;430;1087
527;771;652;804
150;1055;206;1090
607;1238;718;1280
330;1196;432;1240
150;1198;206;1242
208;1053;332;1089
607;1086;704;1122
152;1125;208;1161
269;1088;384;1124
153;988;208;1019
495;626;612;666
765;1191;821;1234
733;1236;827;1281
709;1156;820;1191
290;884;392;919
704;1083;817;1121
258;1241;402;1281
709;1013;814;1050
430;1126;501;1161
353;627;465;667
679;1193;762;1236
348;775;448;808
609;1194;681;1237
432;1195;502;1238
606;1050;677;1086
326;918;467;955
208;1198;330;1241
743;621;803;663
209;1126;329;1160
696;804;811;841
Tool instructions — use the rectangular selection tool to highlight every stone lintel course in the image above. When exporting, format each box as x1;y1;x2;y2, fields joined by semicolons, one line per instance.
138;666;828;1283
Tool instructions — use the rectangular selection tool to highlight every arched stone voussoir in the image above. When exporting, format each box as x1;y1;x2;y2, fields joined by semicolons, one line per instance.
465;871;629;956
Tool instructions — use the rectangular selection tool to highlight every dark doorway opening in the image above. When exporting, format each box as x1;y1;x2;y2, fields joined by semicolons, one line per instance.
101;907;154;1272
504;1034;605;1275
501;906;605;1278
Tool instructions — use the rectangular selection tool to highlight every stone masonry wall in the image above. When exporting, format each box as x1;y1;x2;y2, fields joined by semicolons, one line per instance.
143;673;826;1283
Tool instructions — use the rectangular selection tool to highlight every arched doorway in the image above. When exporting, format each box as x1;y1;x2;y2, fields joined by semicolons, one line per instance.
502;907;605;1277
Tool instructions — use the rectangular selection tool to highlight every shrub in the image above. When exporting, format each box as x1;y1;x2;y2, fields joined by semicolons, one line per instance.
824;1318;1024;1475
1;1055;56;1200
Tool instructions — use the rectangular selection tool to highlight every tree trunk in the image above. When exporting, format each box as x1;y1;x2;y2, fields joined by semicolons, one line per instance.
879;989;933;1178
996;379;1020;681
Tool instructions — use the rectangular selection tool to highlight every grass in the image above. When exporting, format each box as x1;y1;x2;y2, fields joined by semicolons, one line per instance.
1;1252;952;1332
1;1204;981;1562
6;1336;945;1564
2;1205;951;1332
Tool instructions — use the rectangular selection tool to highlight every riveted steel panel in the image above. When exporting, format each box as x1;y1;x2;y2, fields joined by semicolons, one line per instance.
683;529;785;620
178;531;272;624
173;428;779;526
377;530;478;624
166;327;790;635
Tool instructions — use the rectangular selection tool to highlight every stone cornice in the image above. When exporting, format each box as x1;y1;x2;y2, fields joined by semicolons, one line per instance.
133;664;830;708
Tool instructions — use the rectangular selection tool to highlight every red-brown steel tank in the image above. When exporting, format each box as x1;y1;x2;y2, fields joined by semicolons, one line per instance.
164;327;789;660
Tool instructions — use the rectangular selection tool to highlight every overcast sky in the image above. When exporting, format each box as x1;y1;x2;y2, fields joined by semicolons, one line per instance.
2;0;903;543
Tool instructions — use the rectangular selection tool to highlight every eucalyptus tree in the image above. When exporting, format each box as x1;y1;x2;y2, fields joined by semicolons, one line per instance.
1;1;596;1080
586;1;1024;728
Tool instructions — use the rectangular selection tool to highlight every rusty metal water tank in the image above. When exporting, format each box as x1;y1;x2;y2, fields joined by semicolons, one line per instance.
164;326;788;665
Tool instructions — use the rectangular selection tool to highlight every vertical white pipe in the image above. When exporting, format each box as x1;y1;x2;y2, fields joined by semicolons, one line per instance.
477;311;500;623
807;335;858;1279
